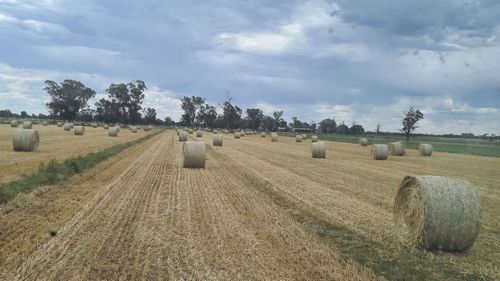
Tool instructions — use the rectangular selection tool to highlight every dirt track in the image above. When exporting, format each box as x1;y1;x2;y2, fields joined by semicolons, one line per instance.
1;130;498;280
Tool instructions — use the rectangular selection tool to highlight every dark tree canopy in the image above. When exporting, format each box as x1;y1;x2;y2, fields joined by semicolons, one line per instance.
180;96;205;127
105;80;147;124
245;108;264;130
336;122;349;134
221;97;242;129
196;104;218;128
44;79;96;121
400;107;424;141
143;107;157;124
319;118;337;134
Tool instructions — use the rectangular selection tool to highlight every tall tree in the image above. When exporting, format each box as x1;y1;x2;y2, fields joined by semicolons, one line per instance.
221;97;242;129
319;118;337;134
262;115;274;131
400;107;424;141
196;104;218;128
272;111;285;130
44;80;96;121
336;122;349;134
105;80;147;124
245;108;264;130
164;116;175;126
349;123;365;135
180;96;205;127
143;107;157;124
376;123;381;135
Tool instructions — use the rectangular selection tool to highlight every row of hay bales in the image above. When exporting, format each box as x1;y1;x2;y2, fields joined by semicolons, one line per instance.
367;141;433;160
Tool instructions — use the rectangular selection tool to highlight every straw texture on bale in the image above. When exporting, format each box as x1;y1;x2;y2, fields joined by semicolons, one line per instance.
108;127;119;137
183;141;206;168
271;133;278;142
295;135;303;142
234;132;241;139
130;126;138;133
74;126;85;135
302;134;308;140
311;136;318;142
261;132;266;138
188;129;194;134
418;144;433;156
196;131;203;137
394;175;481;251
371;144;389;160
22;121;32;129
213;134;223;146
63;123;72;131
388;141;405;156
43;121;48;126
57;122;63;127
12;129;39;152
178;131;188;142
10;120;18;127
311;142;326;158
359;138;368;146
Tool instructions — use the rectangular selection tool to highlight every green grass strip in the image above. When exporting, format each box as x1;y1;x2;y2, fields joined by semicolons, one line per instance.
0;129;164;203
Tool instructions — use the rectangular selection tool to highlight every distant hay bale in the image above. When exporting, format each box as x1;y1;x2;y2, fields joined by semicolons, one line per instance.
234;132;241;139
10;120;18;127
261;132;266;138
240;131;246;137
22;121;32;129
104;125;109;129
371;144;389;160
12;129;39;152
418;144;433;156
188;128;194;134
311;136;318;142
74;126;85;135
271;133;278;142
312;142;326;158
394;175;481;251
43;121;48;126
178;131;188;142
388;142;405;156
144;126;152;131
108;127;119;137
196;131;203;137
130;126;138;133
296;135;303;142
302;134;308;139
57;122;63;127
359;138;368;146
183;141;206;168
70;123;74;129
224;129;229;134
63;123;72;131
214;129;218;134
213;134;223;146
91;123;98;128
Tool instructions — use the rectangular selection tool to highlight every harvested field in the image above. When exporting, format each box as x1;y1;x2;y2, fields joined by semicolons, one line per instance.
0;130;499;280
0;124;156;183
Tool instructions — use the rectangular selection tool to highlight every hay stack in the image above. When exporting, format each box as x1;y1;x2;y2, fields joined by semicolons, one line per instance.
188;128;194;134
371;144;389;160
74;126;85;135
359;138;368;146
130;126;138;133
104;125;109;129
394;175;481;251
234;132;241;139
418;144;433;156
296;135;303;142
196;131;203;137
12;129;39;152
183;141;206;168
271;133;278;142
213;134;223;146
302;134;308;140
224;129;229;134
261;132;266;138
388;142;405;156
10;120;18;127
178;131;188;142
91;123;98;128
311;136;318;142
43;121;48;126
57;122;63;127
108;127;119;137
63;123;72;131
312;142;326;158
240;131;246;137
214;130;218;134
22;121;32;129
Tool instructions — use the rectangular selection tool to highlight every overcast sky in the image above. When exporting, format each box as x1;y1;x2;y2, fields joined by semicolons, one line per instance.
1;0;499;134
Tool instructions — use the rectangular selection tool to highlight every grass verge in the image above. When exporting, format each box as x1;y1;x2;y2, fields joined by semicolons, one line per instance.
0;129;164;203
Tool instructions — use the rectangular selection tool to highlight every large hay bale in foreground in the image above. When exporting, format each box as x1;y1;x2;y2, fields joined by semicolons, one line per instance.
296;135;303;142
183;141;206;168
418;144;433;156
359;138;368;146
371;144;389;160
63;123;72;131
10;120;18;127
22;121;32;129
74;126;85;135
271;133;278;142
234;132;241;139
388;142;405;156
312;142;326;158
213;134;223;146
311;136;318;142
178;131;188;142
108;127;119;137
394;175;481;251
196;131;203;137
12;129;39;152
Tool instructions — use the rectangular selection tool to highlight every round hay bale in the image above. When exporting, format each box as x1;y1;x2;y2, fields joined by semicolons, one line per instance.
311;136;318;142
388;142;405;156
69;123;74;129
196;131;203;137
91;123;97;128
302;134;308;140
57;122;63;127
188;128;194;134
63;123;72;131
10;120;18;127
104;125;109;129
371;144;389;160
271;133;278;142
312;142;326;158
240;131;246;137
224;129;229;134
130;126;138;133
74;126;85;136
178;131;188;142
261;132;266;138
43;121;48;126
296;135;303;142
108;127;119;137
418;144;433;156
394;175;481;251
213;134;223;146
22;121;33;129
183;141;206;168
234;132;241;139
12;129;39;152
214;129;218;134
359;138;368;146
